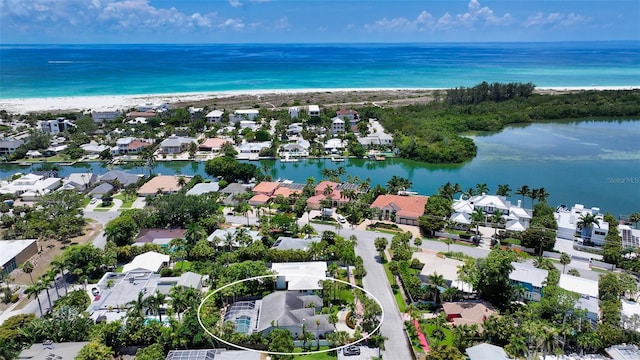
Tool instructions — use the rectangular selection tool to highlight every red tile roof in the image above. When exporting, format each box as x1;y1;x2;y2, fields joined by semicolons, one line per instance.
199;138;229;149
370;194;429;219
249;194;271;205
128;140;152;150
273;187;301;198
252;181;280;195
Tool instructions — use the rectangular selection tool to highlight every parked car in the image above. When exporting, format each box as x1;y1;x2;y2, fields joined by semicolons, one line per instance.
337;215;346;223
343;345;360;356
91;287;100;296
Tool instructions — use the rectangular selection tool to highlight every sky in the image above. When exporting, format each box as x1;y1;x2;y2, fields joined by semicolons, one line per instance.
0;0;639;43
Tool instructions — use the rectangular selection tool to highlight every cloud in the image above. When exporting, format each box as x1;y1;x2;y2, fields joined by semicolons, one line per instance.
365;0;512;32
523;11;590;28
0;0;267;38
228;0;270;8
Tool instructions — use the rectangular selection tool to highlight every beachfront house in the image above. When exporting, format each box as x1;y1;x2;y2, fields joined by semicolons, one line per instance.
555;204;609;245
91;109;121;123
205;109;224;123
370;194;429;226
508;262;548;302
38;118;76;135
230;109;259;122
308;105;320;117
336;109;359;121
137;102;169;112
159;136;197;154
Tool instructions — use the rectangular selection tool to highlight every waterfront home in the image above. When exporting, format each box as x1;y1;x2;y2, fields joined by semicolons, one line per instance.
330;117;345;134
450;194;532;232
38;118;76;135
89;183;114;199
198;137;230;152
323;138;347;153
137;175;191;196
0;239;38;276
64;172;97;191
308;105;320;117
219;183;252;206
370;194;429;226
186;182;220;196
91;109;121;123
236;141;271;160
279;138;310;157
558;273;600;325
159;136;197;154
134;228;186;248
508;262;548;302
0;173;62;201
80;143;110;155
99;170;143;188
555;204;609;245
205;109;224;123
230;109;259;122
306;181;359;210
0;138;24;157
358;119;394;146
619;224;640;249
249;181;279;205
442;301;496;329
271;262;327;292
116;137;153;154
137;101;169;112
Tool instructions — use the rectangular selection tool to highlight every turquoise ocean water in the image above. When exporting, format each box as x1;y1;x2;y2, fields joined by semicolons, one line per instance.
1;42;639;98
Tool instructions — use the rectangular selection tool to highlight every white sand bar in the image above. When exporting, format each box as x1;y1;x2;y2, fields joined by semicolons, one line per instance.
0;86;637;114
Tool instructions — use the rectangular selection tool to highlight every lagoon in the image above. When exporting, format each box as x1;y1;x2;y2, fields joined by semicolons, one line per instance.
1;120;638;216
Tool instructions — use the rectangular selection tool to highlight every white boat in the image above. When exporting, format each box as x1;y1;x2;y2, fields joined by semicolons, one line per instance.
331;156;345;162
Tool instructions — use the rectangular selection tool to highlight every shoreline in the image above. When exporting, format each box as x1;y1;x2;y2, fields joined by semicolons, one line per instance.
1;86;638;114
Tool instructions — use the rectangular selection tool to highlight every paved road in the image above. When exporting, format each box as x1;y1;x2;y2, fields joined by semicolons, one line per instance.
312;224;412;360
84;211;119;249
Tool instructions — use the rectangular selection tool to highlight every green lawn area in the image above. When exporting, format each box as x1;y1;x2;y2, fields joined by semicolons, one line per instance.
114;193;135;208
382;261;407;312
81;197;91;207
422;322;454;347
174;261;193;272
293;347;336;359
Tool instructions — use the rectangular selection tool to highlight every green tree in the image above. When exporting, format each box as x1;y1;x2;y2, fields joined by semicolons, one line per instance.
576;213;600;243
22;260;35;285
134;343;165;360
559;252;571;274
419;195;452;237
374;237;388;254
515;185;530;206
602;214;622;265
267;328;294;359
496;184;512;197
521;228;556;256
630;212;640;229
104;211;139;246
76;340;114;360
426;344;465;360
567;268;581;277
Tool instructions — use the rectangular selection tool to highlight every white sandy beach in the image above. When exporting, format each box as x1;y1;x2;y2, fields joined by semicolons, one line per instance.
0;86;638;114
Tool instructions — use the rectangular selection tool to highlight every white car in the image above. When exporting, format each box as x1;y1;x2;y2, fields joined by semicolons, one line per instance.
337;215;346;223
90;198;98;204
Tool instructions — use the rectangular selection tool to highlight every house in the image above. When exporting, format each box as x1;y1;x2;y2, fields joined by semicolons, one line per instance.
18;341;89;360
125;111;157;119
205;109;224;123
308;105;320;117
0;139;24;157
558;273;600;324
336;109;359;121
92;109;121;122
134;229;186;248
239;120;257;131
0;239;38;276
358;120;394;146
99;170;143;187
271;236;319;251
236;141;271;160
450;194;532;232
198;138;229;152
38;118;76;134
80;143;110;155
330;117;345;134
230;109;259;122
287;123;304;135
370;194;429;226
466;343;512;360
621;299;640;333
279;138;310;157
137;175;191;196
442;301;496;328
306;181;359;210
45;144;68;156
219;183;251;206
508;262;548;301
252;181;280;196
207;227;261;248
160;136;197;154
606;344;640;360
64;172;97;191
122;251;170;273
188;106;204;119
256;292;332;338
271;262;327;292
88;268;202;322
555;204;609;245
0;173;62;201
137;102;169;112
620;223;640;249
323;138;347;153
89;183;114;199
288;106;300;119
186;182;220;196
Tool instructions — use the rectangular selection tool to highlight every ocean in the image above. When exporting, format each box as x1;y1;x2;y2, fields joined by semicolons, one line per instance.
1;42;639;98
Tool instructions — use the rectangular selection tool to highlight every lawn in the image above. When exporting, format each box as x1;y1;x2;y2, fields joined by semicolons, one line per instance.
293;347;336;359
382;261;407;312
114;193;135;208
422;322;454;347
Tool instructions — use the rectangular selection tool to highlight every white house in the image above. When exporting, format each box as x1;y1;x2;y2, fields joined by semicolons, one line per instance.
0;173;62;200
358;119;394;146
160;136;197;154
271;262;327;293
121;251;170;273
91;110;121;123
555;204;609;245
205;110;224;123
330;117;345;134
450;194;532;232
137;102;169;112
324;138;347;153
620;224;640;249
239;120;257;131
558;273;600;324
230;109;259;122
279;138;310;157
287;123;303;135
38;118;76;135
288;106;300;119
64;173;97;191
308;105;320;117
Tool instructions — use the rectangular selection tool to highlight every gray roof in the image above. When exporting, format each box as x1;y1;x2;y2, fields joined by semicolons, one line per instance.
89;183;114;197
160;136;196;147
99;170;142;187
186;182;220;196
271;236;319;251
606;344;640;360
466;343;511;360
219;183;250;194
176;271;203;289
18;341;89;360
166;349;260;360
257;292;331;333
0;139;24;148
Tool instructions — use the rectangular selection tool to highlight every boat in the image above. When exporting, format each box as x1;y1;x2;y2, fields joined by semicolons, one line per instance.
18;162;30;166
331;156;345;162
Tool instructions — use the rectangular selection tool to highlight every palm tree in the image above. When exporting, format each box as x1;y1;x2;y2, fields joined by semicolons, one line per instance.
577;213;600;242
45;270;60;298
490;209;505;237
536;187;550;203
177;176;186;188
567;268;581;277
559;253;571;274
169;286;188;322
22;261;35;285
529;188;539;209
25;282;45;316
428;273;446;304
51;258;68;296
496;184;512;197
515;185;530;205
471;208;485;236
630;212;640;229
185;222;206;246
475;183;489;195
370;333;388;359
